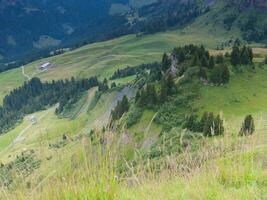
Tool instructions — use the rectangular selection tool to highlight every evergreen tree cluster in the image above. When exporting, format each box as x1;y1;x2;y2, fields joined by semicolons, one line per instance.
98;78;109;92
209;64;230;85
231;45;253;66
183;112;224;137
111;96;130;121
171;45;230;85
0;77;98;134
135;74;175;108
110;62;160;80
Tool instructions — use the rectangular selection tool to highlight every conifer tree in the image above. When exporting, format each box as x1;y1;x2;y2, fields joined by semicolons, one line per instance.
231;45;241;66
208;56;215;69
159;78;168;103
239;115;255;136
161;53;171;71
221;65;230;84
191;53;200;66
199;67;208;80
210;66;222;84
214;115;224;136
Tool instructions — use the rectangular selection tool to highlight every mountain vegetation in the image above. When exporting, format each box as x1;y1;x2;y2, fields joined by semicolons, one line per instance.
0;77;98;134
0;1;266;199
3;0;266;73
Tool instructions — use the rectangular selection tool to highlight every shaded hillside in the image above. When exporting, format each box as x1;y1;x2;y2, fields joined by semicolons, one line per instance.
0;0;208;70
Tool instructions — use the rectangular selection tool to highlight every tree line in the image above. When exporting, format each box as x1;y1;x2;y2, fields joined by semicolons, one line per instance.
0;77;99;134
110;62;160;80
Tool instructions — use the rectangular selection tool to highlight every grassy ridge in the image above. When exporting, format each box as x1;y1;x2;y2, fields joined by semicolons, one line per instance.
0;26;234;104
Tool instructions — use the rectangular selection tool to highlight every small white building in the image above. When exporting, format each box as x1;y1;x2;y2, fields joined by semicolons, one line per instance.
31;115;37;125
38;62;51;70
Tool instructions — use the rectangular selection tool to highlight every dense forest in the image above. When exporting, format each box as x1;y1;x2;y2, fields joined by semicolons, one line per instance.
0;77;98;134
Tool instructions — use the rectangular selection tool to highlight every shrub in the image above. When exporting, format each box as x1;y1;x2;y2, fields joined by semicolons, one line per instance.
126;107;143;127
239;115;255;136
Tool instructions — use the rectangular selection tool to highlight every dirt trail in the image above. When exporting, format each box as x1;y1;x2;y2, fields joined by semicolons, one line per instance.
94;86;135;127
0;110;50;157
21;66;31;80
71;87;97;120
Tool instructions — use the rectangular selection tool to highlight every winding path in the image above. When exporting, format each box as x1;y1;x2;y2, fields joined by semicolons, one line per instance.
21;66;31;80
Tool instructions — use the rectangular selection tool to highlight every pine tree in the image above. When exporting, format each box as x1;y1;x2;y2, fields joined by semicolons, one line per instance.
201;56;208;68
214;115;224;135
231;45;241;66
208;56;215;69
166;73;175;94
199;67;208;80
183;113;199;132
202;112;215;137
146;84;158;105
221;65;230;84
239;115;255;136
111;82;117;88
161;53;171;71
240;46;250;65
159;78;168;102
191;53;200;66
248;47;253;64
210;66;222;84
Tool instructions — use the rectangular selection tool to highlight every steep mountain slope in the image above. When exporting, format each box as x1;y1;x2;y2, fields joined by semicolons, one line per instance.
0;0;205;64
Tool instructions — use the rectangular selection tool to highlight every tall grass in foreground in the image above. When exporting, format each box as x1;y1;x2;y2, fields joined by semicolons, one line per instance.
1;128;266;200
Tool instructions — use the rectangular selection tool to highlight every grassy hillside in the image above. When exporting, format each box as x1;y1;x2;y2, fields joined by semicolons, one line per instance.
0;24;235;104
0;11;267;199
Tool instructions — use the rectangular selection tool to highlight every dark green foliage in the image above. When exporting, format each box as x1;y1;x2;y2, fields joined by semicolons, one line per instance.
199;67;208;80
126;107;143;127
208;56;215;69
183;112;224;137
264;57;267;65
159;78;168;103
0;150;41;188
138;1;206;35
111;96;130;121
137;83;158;108
191;53;201;66
241;13;267;42
110;62;160;80
148;129;203;158
0;77;98;134
183;113;201;132
216;54;224;64
231;45;253;66
154;102;185;131
231;45;241;66
98;78;109;92
111;82;117;88
221;65;230;84
239;115;255;136
223;13;237;30
159;74;175;103
210;65;230;84
161;53;171;72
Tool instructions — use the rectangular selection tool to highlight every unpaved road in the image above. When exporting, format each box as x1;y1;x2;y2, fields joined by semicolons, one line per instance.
71;87;97;120
21;66;31;80
94;86;135;127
